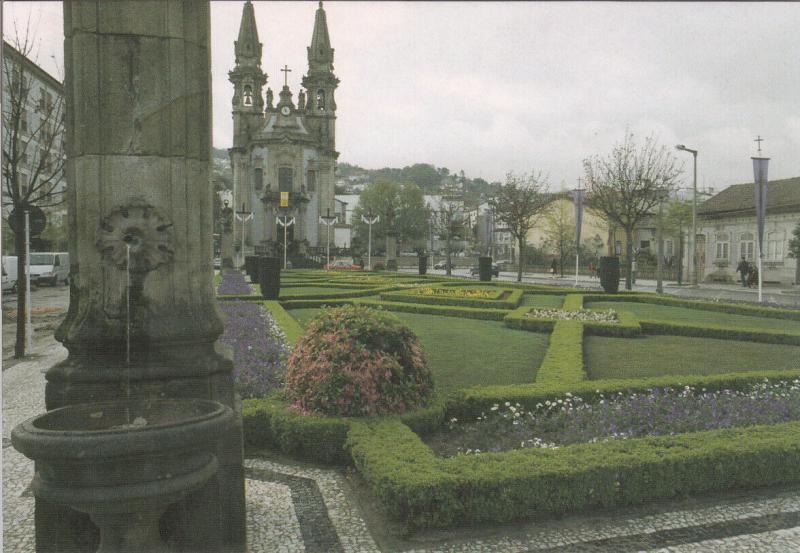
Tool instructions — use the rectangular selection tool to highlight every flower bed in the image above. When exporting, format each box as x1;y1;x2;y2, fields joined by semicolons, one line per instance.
525;308;618;323
425;380;800;457
217;269;253;295
416;287;498;299
219;301;288;398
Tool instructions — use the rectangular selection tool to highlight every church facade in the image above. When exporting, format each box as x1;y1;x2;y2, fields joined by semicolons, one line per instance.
229;1;339;258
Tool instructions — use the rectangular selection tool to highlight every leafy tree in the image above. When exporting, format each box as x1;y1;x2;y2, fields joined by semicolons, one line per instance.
489;171;550;282
351;179;429;257
788;221;800;286
433;183;465;276
583;133;683;289
2;30;66;357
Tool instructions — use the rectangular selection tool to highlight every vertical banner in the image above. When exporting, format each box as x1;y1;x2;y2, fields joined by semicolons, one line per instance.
280;191;289;208
573;187;584;246
751;157;769;256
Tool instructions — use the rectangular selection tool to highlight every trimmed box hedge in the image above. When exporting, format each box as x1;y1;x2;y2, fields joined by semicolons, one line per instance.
281;298;510;321
381;287;524;310
346;418;800;530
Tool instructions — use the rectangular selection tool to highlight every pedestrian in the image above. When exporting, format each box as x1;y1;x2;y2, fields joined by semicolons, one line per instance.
736;256;749;288
551;258;558;278
589;261;596;279
747;263;759;289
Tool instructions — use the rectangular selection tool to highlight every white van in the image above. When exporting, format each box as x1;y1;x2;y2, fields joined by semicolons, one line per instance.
29;252;70;286
2;256;18;293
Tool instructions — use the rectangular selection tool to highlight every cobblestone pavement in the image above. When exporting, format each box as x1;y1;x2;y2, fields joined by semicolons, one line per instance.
4;336;800;552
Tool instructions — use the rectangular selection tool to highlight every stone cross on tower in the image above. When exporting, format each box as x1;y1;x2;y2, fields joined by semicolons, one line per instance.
281;64;292;87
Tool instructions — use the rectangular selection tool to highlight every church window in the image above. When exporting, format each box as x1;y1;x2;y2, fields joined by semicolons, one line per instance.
306;170;316;192
243;85;253;106
316;89;325;111
253;168;263;190
278;167;293;193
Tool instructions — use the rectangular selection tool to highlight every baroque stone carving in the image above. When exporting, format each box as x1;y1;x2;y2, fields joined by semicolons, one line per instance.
97;198;175;273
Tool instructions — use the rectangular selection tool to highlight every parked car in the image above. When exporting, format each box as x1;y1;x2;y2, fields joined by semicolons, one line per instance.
29;252;70;286
2;256;18;293
495;259;513;271
433;260;455;270
325;257;361;270
470;264;500;277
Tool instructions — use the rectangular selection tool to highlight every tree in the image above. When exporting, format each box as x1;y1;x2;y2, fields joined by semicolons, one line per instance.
788;221;800;286
352;179;429;257
663;198;692;285
489;172;550;282
2;29;66;358
541;198;575;277
433;188;465;277
583;133;683;289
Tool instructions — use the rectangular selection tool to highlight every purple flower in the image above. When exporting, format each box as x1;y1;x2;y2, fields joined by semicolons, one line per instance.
218;270;253;295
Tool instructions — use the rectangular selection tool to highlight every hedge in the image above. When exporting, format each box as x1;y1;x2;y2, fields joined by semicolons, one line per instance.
281;298;510;321
242;396;351;464
583;293;800;321
347;418;800;530
533;320;585;386
562;294;583;311
583;310;641;337
381;288;524;310
640;320;800;345
262;301;304;347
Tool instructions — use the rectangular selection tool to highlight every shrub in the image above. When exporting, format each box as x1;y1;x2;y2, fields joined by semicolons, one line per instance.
285;305;434;416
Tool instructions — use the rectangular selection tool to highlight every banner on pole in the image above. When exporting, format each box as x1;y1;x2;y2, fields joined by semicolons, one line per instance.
280;191;289;208
572;188;584;247
751;157;769;257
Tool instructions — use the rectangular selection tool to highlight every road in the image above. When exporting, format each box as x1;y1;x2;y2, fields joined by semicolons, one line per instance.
407;267;800;308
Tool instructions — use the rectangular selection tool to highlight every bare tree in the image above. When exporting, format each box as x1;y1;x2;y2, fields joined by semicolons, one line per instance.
583;133;682;290
541;196;574;277
2;28;66;357
489;172;550;282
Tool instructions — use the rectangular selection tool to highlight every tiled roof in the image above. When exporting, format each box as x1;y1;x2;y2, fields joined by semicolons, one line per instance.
698;176;800;217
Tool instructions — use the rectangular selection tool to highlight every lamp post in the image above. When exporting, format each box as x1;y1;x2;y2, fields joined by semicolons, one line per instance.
276;214;295;270
319;208;337;269
234;202;252;269
655;187;669;294
675;145;698;285
361;211;380;270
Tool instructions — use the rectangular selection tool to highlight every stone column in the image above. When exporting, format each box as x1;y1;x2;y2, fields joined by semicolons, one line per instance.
47;2;246;551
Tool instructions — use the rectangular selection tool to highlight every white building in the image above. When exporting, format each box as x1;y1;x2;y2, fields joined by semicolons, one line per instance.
696;176;799;285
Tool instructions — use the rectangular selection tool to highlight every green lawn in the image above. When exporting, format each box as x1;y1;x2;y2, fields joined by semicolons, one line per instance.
585;334;800;380
586;301;800;334
287;308;548;394
521;294;565;309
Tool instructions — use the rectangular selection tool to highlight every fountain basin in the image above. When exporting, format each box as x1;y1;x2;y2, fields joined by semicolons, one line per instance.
12;399;233;551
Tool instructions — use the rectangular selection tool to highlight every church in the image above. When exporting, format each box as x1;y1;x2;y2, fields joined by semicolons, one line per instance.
229;1;339;258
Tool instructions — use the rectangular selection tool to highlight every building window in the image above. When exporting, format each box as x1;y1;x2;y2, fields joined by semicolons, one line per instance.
306;170;316;192
766;230;785;261
715;233;729;260
20;109;28;132
665;240;674;257
614;241;622;255
243;85;253;106
316;89;325;111
739;232;754;261
639;240;650;250
253;168;263;190
278;167;293;193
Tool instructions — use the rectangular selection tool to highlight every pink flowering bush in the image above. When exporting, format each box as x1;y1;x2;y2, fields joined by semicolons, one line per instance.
285;305;433;416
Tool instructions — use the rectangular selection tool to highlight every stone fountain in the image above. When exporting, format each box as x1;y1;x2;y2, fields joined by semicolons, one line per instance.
12;2;246;552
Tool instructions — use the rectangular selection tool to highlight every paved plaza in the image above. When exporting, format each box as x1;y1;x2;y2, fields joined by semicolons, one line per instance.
3;290;800;552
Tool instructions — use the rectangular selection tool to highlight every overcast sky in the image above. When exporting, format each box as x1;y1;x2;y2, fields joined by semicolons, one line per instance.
5;1;800;191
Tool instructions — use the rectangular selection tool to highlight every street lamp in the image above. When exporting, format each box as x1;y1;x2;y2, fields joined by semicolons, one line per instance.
361;211;379;270
319;207;337;269
276;213;295;270
675;145;698;286
752;153;770;304
234;202;252;269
